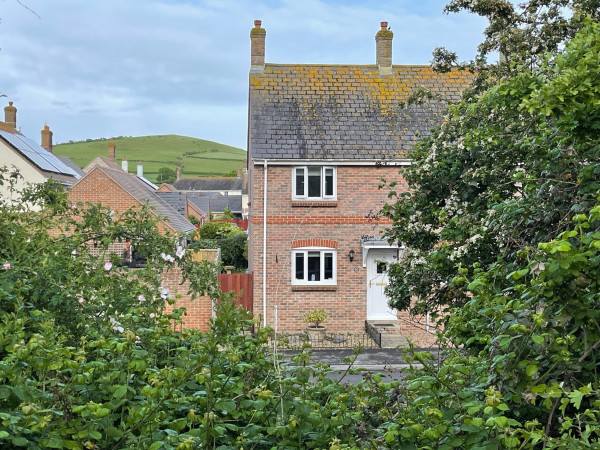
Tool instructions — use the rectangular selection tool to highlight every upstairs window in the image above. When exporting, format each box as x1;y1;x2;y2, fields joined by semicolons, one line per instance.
292;248;336;285
293;166;336;200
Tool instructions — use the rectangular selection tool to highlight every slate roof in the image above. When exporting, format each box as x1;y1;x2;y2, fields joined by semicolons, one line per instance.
173;177;243;191
56;156;86;177
188;197;210;214
95;167;196;234
210;195;243;214
157;191;238;216
249;64;471;160
156;192;189;216
0;129;80;179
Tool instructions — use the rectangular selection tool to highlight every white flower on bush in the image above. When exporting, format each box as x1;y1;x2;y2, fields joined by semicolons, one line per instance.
176;246;185;259
3;263;10;270
109;317;124;333
160;253;175;263
138;294;146;302
160;287;170;299
104;262;112;271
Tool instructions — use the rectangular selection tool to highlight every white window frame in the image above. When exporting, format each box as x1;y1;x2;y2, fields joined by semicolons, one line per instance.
291;247;337;286
292;166;337;200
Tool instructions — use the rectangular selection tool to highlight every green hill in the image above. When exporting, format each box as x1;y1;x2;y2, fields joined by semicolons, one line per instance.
54;135;246;184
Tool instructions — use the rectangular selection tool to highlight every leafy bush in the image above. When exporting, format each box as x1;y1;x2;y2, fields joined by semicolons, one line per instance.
191;234;247;269
196;221;244;239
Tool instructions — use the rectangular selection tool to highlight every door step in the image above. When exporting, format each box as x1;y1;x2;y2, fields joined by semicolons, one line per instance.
365;320;409;348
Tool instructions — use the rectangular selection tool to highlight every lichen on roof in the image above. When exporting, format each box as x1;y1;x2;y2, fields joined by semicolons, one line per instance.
249;64;471;160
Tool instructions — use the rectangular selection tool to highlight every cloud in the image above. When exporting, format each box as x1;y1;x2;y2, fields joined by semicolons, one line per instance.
0;0;486;149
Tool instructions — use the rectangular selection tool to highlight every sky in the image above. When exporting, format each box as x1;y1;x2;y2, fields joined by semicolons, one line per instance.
0;0;487;151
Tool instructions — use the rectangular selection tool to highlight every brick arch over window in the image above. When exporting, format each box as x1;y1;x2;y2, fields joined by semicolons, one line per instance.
291;239;338;249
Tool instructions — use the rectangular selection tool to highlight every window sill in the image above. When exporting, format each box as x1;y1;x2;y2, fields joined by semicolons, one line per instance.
292;200;337;207
291;285;337;292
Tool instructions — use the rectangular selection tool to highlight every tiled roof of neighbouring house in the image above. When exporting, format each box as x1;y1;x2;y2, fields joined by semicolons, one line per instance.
56;155;86;177
97;167;197;234
173;177;243;191
187;196;210;215
249;65;471;160
209;195;242;214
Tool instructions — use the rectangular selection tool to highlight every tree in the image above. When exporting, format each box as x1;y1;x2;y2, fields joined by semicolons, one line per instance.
372;11;600;449
157;166;177;184
383;8;600;316
221;207;235;219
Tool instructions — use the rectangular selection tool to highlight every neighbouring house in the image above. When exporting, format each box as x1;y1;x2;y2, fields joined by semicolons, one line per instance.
68;143;216;330
156;191;213;225
247;21;471;344
0;102;81;201
173;167;249;216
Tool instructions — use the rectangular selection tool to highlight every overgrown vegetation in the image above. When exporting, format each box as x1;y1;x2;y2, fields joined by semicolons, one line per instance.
3;1;600;447
192;222;247;270
377;3;600;447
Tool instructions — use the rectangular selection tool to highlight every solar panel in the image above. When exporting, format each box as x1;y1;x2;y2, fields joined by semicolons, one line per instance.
0;130;80;178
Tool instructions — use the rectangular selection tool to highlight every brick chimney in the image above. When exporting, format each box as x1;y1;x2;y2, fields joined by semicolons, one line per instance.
250;19;266;72
176;167;181;180
4;102;17;128
376;21;393;76
121;156;128;172
108;139;116;161
137;161;143;178
41;125;53;153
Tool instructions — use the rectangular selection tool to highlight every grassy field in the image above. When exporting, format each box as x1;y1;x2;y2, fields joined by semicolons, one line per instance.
54;135;246;183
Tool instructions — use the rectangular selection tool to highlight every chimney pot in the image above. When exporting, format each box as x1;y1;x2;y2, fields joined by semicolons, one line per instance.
4;102;17;128
41;124;53;153
250;19;266;72
121;156;129;173
375;21;393;76
176;167;182;180
137;161;143;178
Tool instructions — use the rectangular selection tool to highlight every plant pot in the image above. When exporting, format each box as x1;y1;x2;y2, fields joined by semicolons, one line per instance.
306;326;326;341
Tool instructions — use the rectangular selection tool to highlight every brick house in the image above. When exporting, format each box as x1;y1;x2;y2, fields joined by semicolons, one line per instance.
247;21;470;343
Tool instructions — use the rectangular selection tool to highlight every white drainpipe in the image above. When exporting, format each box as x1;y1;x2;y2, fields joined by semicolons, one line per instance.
262;160;268;328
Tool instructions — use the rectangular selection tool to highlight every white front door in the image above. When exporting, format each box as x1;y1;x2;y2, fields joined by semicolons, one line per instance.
366;249;397;320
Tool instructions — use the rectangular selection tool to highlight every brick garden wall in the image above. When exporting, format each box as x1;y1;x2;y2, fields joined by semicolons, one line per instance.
249;163;437;344
162;267;213;332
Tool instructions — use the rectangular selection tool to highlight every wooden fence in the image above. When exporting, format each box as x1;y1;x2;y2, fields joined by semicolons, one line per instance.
218;273;253;312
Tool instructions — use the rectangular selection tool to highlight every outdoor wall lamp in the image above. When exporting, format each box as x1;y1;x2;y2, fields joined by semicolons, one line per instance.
348;249;355;262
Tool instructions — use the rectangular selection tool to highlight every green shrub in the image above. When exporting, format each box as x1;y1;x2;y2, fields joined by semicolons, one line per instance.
197;221;244;239
191;234;248;269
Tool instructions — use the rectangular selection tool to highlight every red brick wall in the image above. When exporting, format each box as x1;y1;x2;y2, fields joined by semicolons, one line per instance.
162;267;213;331
69;168;140;213
249;163;434;337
